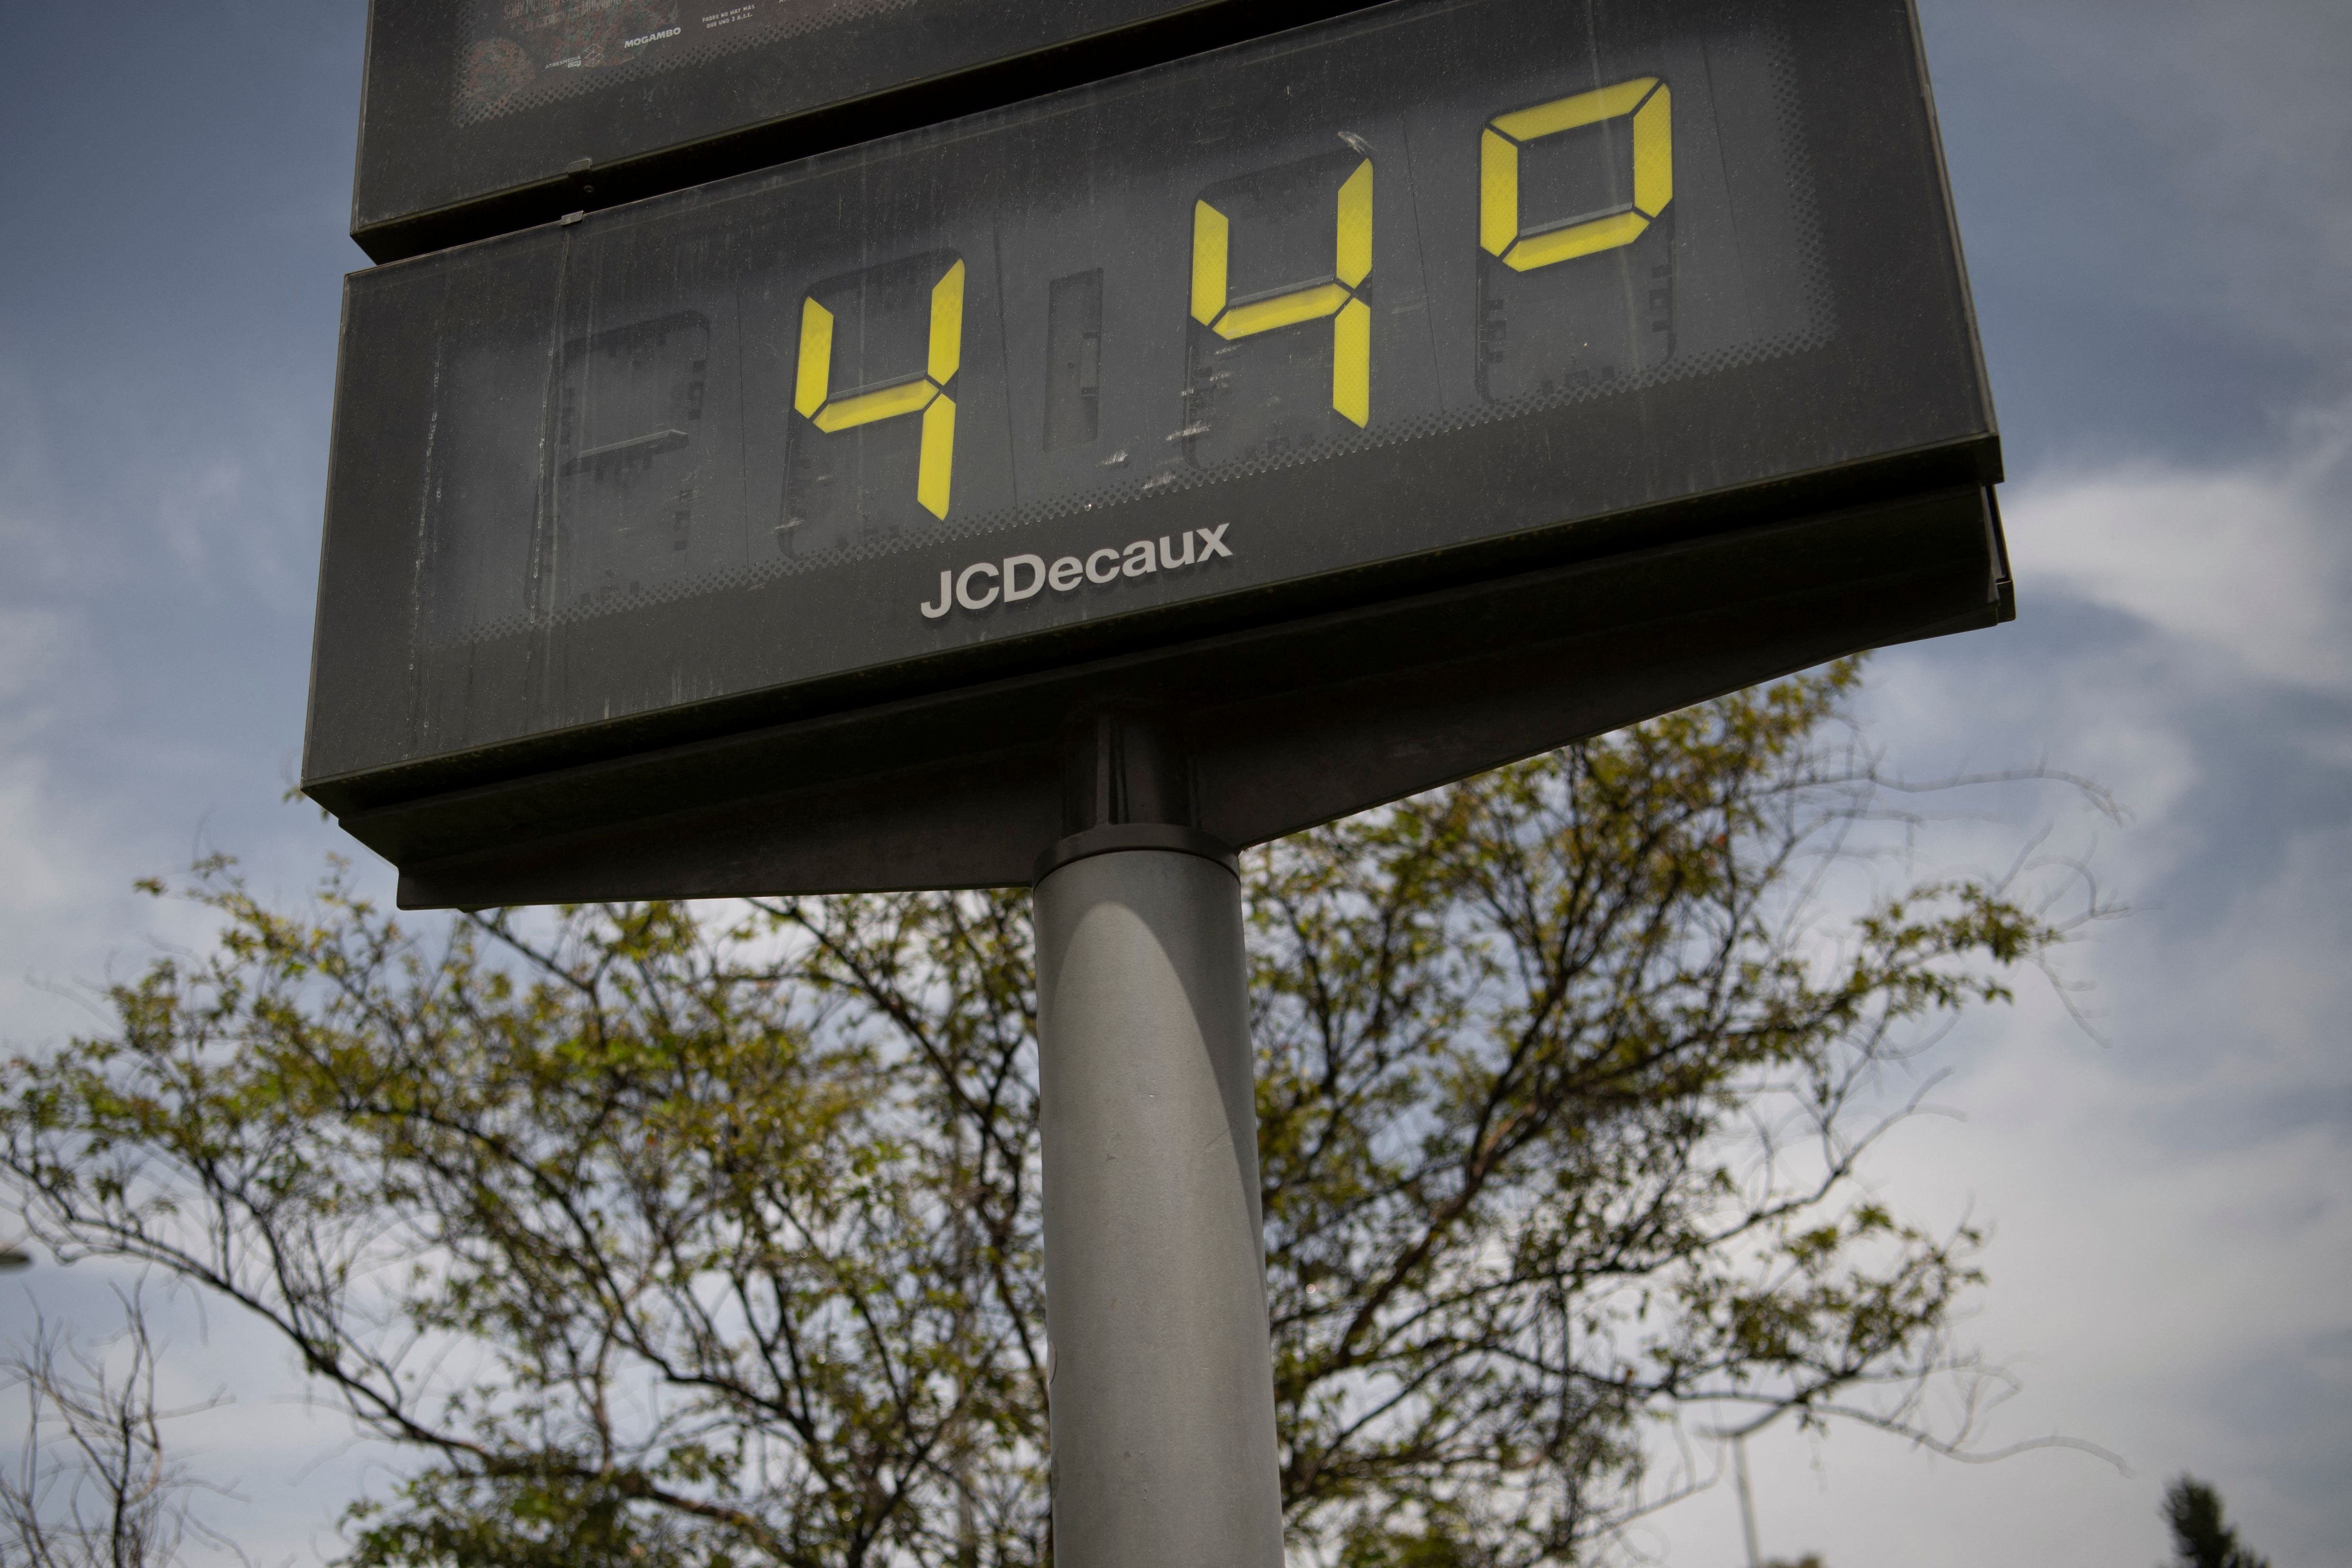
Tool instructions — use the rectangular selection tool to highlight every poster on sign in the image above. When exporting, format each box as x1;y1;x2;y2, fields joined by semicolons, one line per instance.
352;0;1376;260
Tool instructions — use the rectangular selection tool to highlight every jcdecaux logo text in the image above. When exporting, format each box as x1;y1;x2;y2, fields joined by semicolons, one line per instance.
920;525;1233;619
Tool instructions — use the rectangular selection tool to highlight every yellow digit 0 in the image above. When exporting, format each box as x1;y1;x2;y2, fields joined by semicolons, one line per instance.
793;257;965;519
1190;158;1373;427
1481;77;1671;271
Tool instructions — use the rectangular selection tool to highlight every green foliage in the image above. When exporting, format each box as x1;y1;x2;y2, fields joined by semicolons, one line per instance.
344;1473;720;1568
2163;1476;2269;1568
0;667;2072;1567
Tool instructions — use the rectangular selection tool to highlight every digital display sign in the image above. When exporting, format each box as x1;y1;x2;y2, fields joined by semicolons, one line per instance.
352;0;1384;260
310;0;2004;901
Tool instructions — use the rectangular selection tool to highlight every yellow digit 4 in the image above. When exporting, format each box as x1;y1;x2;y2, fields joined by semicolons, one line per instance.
793;257;965;519
1191;158;1373;427
1481;77;1671;271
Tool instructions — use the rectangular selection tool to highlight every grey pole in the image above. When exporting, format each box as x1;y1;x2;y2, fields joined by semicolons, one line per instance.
1031;715;1284;1568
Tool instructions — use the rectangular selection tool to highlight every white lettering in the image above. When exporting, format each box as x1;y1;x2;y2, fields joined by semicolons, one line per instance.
1003;554;1046;602
920;528;1236;618
920;569;953;620
623;25;683;47
956;561;1000;610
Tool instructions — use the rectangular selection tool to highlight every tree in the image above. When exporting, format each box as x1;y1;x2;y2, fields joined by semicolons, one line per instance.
0;666;2093;1566
2163;1476;2268;1568
0;1285;243;1568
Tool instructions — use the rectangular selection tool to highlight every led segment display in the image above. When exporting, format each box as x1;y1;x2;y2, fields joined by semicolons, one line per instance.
310;0;1993;798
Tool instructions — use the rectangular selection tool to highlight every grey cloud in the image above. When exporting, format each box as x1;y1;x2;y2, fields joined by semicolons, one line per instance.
1921;0;2352;469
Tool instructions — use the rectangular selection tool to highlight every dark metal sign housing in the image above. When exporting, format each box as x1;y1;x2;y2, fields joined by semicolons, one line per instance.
308;0;2008;906
352;0;1390;261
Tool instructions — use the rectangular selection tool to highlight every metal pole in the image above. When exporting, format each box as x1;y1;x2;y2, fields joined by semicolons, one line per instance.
1031;713;1284;1568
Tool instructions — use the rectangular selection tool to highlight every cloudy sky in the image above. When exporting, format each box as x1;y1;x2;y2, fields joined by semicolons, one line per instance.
1;1;2346;1564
